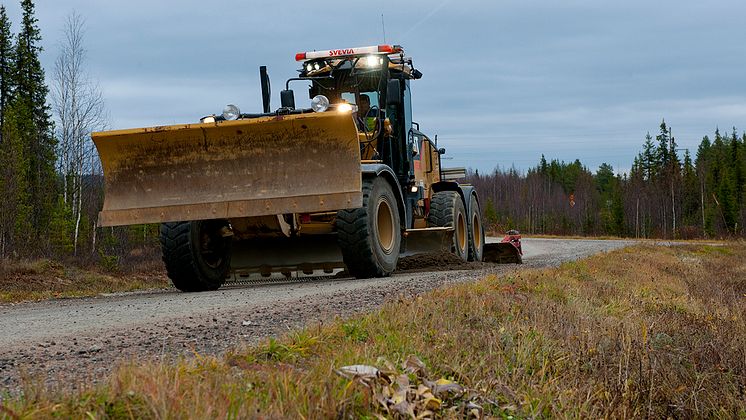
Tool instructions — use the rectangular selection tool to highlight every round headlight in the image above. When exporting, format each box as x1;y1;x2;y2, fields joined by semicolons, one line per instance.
337;103;353;113
222;104;240;120
311;95;330;112
306;63;313;72
313;62;321;70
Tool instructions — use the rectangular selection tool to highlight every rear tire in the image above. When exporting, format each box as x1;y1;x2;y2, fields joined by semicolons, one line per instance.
428;191;468;261
160;220;231;292
467;194;485;262
336;177;401;278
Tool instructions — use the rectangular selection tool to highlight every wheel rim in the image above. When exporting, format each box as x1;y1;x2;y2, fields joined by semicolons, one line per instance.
472;213;482;250
199;222;226;269
456;211;467;253
376;199;396;254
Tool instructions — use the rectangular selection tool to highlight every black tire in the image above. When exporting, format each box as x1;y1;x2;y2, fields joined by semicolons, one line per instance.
160;220;231;292
428;191;468;261
336;176;401;278
467;194;485;262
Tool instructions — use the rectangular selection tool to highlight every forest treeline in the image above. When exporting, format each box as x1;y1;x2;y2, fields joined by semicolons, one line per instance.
0;1;154;267
472;121;746;238
0;1;744;269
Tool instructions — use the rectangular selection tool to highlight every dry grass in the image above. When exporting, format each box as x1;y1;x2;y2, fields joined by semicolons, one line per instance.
0;258;168;303
492;232;625;240
2;243;745;418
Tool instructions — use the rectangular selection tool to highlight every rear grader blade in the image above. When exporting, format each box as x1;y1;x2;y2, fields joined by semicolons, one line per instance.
92;112;362;226
483;231;523;264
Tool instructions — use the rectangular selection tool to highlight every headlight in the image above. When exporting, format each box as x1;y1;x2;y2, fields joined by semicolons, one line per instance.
337;103;353;113
311;95;329;112
306;63;313;72
222;104;240;120
365;55;382;67
200;115;216;124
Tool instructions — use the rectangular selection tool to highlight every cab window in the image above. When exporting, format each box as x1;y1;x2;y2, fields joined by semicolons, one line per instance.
341;91;380;108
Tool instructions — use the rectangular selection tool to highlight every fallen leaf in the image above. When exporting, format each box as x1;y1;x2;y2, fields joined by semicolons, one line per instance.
392;400;415;418
424;396;442;410
465;401;483;414
336;364;379;380
430;378;464;397
403;354;427;375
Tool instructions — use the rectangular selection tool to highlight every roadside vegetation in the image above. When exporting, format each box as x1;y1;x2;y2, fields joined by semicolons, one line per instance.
0;255;167;303
2;242;744;418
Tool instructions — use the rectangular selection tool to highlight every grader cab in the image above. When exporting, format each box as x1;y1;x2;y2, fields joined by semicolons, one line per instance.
93;44;521;292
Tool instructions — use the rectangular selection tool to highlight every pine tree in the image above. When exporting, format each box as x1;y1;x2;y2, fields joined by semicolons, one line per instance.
595;163;615;195
9;0;57;252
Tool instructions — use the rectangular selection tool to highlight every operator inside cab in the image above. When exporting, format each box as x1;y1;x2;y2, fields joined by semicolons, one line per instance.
356;94;378;133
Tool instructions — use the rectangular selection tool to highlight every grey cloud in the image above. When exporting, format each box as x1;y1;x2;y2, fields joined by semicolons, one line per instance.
4;0;745;173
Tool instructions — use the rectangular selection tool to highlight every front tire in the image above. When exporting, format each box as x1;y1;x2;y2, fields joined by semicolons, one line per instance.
160;220;231;292
336;176;401;278
428;191;468;261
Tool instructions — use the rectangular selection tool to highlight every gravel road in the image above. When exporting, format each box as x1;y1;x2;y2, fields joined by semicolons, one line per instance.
0;238;632;391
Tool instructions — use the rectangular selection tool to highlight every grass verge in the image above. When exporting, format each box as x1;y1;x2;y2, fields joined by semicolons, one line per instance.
2;243;745;418
0;258;168;303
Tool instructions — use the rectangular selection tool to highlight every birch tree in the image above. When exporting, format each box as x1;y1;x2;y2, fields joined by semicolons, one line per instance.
51;12;107;255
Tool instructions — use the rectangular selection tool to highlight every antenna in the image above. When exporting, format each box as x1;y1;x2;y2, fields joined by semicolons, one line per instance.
381;14;386;43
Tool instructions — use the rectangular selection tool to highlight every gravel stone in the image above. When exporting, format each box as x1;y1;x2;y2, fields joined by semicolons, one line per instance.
0;238;632;393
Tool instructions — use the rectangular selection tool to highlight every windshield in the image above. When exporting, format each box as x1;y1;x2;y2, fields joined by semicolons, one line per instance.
306;59;386;106
341;91;380;111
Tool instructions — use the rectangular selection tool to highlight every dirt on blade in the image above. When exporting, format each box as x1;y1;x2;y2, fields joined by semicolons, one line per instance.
396;252;476;271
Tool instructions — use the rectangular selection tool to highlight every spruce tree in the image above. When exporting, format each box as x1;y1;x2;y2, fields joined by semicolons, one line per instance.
731;128;744;209
681;150;700;228
641;133;657;180
656;121;671;170
0;6;17;254
0;6;12;138
610;175;625;235
10;0;56;251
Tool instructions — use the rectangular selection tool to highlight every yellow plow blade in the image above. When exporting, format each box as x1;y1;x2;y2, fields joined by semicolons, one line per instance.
93;112;362;226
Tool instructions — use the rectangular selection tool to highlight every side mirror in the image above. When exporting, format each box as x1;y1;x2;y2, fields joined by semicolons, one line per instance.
280;89;295;109
412;69;423;79
386;79;401;106
438;148;446;155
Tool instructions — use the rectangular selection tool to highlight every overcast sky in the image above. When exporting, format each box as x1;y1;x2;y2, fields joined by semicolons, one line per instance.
4;0;746;174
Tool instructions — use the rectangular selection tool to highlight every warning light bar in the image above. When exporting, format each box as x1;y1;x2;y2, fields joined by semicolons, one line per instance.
295;44;402;61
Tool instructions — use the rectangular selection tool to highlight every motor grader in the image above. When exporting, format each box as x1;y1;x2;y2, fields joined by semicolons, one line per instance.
92;44;522;292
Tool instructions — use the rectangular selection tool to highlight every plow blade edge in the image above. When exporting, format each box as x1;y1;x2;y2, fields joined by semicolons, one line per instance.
93;112;362;226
